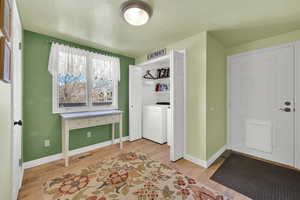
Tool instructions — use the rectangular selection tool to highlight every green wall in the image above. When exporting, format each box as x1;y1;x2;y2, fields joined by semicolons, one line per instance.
0;82;12;200
226;29;300;55
23;30;134;162
206;34;227;160
137;32;208;161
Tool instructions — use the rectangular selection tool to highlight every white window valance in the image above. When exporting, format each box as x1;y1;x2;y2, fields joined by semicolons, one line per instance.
48;42;120;81
89;52;120;82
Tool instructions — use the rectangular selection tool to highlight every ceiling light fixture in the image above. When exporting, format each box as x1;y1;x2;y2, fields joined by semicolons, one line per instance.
121;0;153;26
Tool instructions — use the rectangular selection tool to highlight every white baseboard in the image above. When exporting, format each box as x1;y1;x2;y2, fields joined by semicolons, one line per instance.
184;154;207;168
19;167;24;189
184;145;227;168
23;153;62;169
23;137;129;169
206;145;227;168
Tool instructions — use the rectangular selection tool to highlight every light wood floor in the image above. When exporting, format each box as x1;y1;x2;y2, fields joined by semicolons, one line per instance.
19;139;250;200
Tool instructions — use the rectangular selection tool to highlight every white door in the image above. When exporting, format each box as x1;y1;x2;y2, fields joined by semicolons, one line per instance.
229;44;294;166
11;1;23;199
170;50;185;161
129;66;143;141
295;42;300;169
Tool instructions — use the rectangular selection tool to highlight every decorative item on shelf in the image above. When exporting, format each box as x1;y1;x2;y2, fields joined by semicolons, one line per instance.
155;83;169;92
143;70;156;80
147;48;167;60
155;83;159;91
157;68;161;78
143;67;170;80
157;67;170;78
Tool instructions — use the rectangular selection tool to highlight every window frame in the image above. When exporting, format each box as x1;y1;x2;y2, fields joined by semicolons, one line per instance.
52;54;118;114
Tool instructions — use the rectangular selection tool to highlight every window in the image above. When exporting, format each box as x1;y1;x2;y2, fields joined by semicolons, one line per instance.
90;58;114;106
58;52;88;108
48;43;120;113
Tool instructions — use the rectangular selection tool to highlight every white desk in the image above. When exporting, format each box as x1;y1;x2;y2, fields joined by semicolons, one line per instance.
60;110;123;167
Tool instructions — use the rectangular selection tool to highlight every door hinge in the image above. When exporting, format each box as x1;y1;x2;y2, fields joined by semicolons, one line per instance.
19;158;23;167
19;42;22;50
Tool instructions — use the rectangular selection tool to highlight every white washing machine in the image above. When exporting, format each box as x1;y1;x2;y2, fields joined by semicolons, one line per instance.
143;104;170;144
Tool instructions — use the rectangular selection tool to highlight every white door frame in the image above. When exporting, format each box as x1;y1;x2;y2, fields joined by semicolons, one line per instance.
180;49;187;157
294;41;300;169
136;50;187;160
11;0;23;199
227;41;300;168
226;56;231;149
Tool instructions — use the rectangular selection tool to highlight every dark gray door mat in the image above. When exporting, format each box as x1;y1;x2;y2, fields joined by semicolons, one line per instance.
210;153;300;200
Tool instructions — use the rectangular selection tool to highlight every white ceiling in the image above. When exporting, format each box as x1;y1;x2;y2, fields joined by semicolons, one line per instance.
17;0;300;58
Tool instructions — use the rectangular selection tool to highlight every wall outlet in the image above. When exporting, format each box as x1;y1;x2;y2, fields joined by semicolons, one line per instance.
44;139;50;147
87;132;92;138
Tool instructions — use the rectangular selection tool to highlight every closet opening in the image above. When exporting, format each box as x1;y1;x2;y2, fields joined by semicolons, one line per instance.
129;50;186;161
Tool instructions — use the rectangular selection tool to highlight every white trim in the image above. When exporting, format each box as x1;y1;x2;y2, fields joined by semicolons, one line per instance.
11;1;23;199
184;154;207;168
229;42;295;60
183;49;187;156
295;42;300;169
19;168;24;189
184;145;227;168
206;145;227;168
23;154;62;170
23;137;129;169
226;56;231;150
293;44;296;168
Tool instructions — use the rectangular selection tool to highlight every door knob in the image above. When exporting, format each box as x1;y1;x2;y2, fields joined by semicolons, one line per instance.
279;107;291;112
14;120;23;126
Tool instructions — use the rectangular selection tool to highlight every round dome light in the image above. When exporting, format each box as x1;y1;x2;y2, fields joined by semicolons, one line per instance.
121;0;153;26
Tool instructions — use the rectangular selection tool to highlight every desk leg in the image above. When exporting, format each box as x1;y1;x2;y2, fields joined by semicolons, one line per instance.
112;123;115;145
62;120;69;167
120;113;123;149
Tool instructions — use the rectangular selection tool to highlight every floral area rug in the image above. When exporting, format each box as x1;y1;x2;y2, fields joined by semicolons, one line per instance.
43;152;229;200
